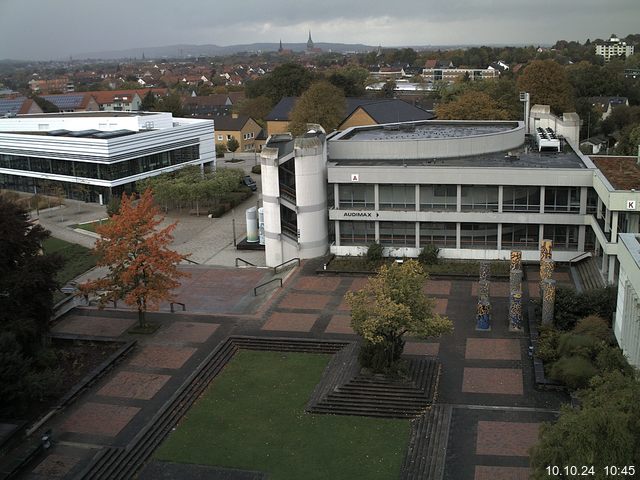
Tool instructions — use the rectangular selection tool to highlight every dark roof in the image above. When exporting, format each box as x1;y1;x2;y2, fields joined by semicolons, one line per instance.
587;96;628;107
265;96;297;121
213;115;252;131
184;94;232;107
265;96;434;125
343;98;434;124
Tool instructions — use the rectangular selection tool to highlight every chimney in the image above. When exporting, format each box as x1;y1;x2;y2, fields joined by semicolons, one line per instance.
232;112;238;119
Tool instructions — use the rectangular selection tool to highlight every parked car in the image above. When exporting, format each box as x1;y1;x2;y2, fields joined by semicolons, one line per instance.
242;175;257;191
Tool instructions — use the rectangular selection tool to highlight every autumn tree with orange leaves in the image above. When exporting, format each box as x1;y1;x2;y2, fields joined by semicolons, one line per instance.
80;189;189;328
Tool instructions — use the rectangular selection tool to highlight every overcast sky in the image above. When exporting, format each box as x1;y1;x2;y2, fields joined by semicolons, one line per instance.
1;0;638;60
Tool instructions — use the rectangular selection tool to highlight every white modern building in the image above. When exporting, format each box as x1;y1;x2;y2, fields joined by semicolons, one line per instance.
615;233;640;369
595;34;635;62
0;111;215;203
259;108;640;286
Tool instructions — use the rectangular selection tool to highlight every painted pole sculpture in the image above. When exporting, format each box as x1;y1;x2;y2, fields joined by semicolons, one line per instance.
507;251;524;330
476;261;491;331
541;279;557;325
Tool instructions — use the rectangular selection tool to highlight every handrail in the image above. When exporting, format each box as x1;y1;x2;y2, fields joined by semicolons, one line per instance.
568;251;592;264
183;257;200;265
235;257;256;267
254;278;283;296
273;257;300;274
170;302;186;313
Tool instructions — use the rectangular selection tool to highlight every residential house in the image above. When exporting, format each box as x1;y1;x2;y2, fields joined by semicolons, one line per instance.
0;97;43;116
264;97;434;136
41;93;100;113
588;96;629;120
214;114;262;152
28;77;74;94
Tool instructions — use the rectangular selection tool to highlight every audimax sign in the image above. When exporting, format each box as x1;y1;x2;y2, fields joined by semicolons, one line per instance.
343;211;379;217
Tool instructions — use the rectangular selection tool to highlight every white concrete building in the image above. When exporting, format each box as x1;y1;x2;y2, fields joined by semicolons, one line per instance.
0;111;214;204
614;233;640;369
595;35;635;62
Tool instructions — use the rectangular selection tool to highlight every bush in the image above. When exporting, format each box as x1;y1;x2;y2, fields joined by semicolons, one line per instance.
251;164;261;174
595;346;635;376
556;333;601;359
535;326;560;364
418;244;439;265
107;195;121;216
573;315;611;342
549;355;598;389
553;286;618;331
358;337;406;375
366;242;384;263
209;205;226;217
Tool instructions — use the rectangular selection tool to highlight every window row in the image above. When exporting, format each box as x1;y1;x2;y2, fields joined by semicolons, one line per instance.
338;221;580;250
337;184;584;213
0;145;200;181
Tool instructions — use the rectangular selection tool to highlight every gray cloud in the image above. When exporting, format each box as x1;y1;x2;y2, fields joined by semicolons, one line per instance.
0;0;638;60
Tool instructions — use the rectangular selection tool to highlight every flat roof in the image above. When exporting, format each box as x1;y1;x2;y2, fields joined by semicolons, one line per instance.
591;156;640;190
17;111;156;118
329;142;587;169
339;121;518;141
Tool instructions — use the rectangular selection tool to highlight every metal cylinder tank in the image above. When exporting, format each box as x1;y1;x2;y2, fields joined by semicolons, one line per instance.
245;207;258;243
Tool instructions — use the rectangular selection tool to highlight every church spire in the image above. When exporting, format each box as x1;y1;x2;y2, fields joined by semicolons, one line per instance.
307;30;314;51
278;39;283;52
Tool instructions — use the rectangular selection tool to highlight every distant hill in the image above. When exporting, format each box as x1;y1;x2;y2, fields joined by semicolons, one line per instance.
76;42;376;60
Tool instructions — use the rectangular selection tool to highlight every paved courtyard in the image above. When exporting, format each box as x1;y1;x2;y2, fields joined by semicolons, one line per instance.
20;260;568;479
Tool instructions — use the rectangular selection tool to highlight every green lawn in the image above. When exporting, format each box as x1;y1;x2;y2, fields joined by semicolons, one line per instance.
42;237;97;301
155;350;410;480
76;219;109;233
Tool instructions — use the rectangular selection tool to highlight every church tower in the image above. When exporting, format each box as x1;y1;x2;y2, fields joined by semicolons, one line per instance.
307;30;314;51
278;39;283;53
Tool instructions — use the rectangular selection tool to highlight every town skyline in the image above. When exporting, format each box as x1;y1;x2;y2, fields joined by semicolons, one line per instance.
0;0;638;60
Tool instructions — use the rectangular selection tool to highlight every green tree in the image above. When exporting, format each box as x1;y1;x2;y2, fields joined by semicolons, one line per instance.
289;80;346;135
516;59;575;115
236;95;273;125
615;123;640;155
436;91;510;120
139;90;157;110
345;260;453;373
226;136;239;153
245;63;315;104
380;80;396;98
0;197;62;415
156;91;183;117
530;371;640;478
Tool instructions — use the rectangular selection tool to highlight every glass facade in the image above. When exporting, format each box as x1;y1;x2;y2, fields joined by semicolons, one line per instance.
461;185;499;212
339;221;375;246
502;186;541;212
460;223;498;249
544;187;580;213
0;145;199;181
379;221;415;246
379;184;415;210
420;185;457;211
419;222;456;248
501;223;539;249
544;224;579;250
338;184;374;209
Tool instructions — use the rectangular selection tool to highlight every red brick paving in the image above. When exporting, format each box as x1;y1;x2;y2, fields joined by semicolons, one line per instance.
527;281;540;299
471;282;511;297
423;280;451;295
51;315;135;337
324;314;355;335
61;402;140;437
337;297;351;311
433;298;448;315
465;339;521;360
293;276;341;292
278;292;331;310
32;454;81;478
474;466;531;480
404;342;440;356
262;312;318;332
129;345;196;370
476;421;541;456
98;371;171;400
462;368;523;395
347;277;369;291
154;322;219;343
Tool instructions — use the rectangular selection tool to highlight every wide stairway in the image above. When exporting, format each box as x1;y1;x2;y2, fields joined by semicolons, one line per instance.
573;256;606;291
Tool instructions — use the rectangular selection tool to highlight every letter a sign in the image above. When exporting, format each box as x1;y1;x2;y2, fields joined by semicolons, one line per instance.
627;200;636;210
351;173;359;182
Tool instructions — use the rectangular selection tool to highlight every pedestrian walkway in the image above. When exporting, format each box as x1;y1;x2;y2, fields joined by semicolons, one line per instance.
19;260;569;479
